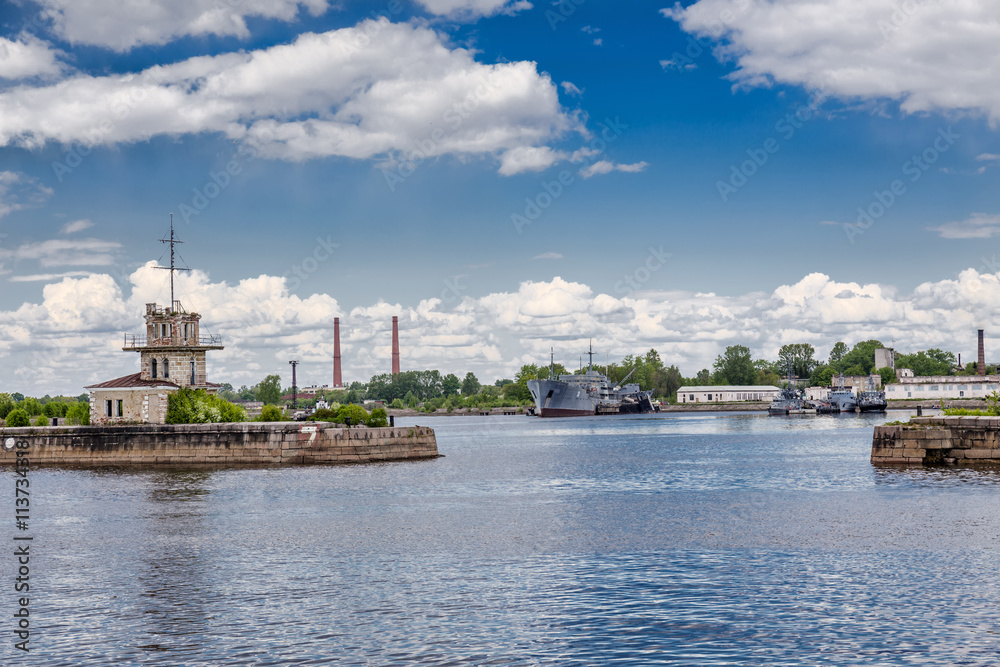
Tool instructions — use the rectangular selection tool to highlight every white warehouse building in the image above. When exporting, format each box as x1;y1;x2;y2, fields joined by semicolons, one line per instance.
677;385;781;403
885;374;1000;400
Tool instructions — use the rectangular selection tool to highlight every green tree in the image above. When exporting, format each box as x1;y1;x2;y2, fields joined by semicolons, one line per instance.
166;388;247;424
255;374;283;405
336;404;369;426
810;364;835;387
43;402;60;418
12;393;24;402
237;385;255;400
894;348;956;376
66;401;90;425
257;405;286;421
5;409;29;427
878;366;897;386
839;340;884;375
0;393;14;419
33;414;49;426
695;369;712;385
461;372;481;396
777;343;818;379
442;373;461;397
828;342;849;370
21;397;42;416
713;345;756;385
367;407;389;427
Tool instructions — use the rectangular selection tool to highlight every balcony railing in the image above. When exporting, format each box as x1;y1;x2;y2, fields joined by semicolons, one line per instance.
123;333;222;348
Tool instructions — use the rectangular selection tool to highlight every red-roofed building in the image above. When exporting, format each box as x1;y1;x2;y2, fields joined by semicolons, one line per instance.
86;300;224;425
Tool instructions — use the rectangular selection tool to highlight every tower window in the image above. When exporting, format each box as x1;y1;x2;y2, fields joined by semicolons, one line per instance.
116;400;123;417
105;399;113;417
163;358;169;378
191;357;196;385
151;358;157;378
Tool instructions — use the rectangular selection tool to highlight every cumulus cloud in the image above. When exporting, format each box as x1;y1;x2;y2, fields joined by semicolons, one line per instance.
580;160;649;178
0;20;578;174
36;0;331;51
0;34;65;79
929;212;1000;239
664;0;1000;121
415;0;532;20
8;268;1000;396
560;81;583;96
498;145;567;175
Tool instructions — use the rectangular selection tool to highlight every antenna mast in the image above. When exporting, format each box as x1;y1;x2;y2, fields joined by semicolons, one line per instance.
155;213;190;311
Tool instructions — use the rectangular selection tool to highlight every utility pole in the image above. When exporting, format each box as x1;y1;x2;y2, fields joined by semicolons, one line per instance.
155;213;190;311
289;360;299;409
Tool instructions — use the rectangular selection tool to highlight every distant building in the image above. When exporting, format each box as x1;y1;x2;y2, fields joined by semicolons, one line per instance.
86;301;224;424
874;348;894;371
677;386;780;403
885;374;1000;400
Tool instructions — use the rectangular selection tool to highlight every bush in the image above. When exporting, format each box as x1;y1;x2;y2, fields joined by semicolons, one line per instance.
389;398;405;409
167;388;248;424
66;402;90;426
335;404;369;426
367;407;388;427
5;409;29;427
33;414;49;426
308;408;338;422
256;404;286;422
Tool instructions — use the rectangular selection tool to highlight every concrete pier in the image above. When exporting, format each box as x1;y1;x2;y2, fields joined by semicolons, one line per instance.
0;422;439;467
872;415;1000;465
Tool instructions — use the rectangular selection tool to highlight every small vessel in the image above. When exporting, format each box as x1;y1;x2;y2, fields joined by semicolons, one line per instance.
857;377;887;413
827;374;858;412
768;386;804;415
527;345;655;417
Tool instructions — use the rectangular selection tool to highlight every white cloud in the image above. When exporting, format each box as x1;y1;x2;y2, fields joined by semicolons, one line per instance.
415;0;532;20
665;0;1000;121
977;153;1000;162
531;252;563;260
580;160;648;178
37;0;331;51
0;238;123;268
593;38;603;46
0;34;65;79
8;271;94;282
0;20;579;174
498;145;567;175
929;212;1000;239
0;171;53;219
60;219;94;234
6;268;1000;395
560;81;583;96
581;26;600;34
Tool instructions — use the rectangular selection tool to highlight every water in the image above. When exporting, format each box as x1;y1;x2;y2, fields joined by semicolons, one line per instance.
7;411;1000;665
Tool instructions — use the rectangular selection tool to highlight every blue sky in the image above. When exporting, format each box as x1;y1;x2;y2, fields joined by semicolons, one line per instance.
2;0;1000;394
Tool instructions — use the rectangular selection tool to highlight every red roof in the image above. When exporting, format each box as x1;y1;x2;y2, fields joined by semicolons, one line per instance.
85;373;180;390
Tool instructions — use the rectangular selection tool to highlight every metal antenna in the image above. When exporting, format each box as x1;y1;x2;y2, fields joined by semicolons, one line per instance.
155;213;190;311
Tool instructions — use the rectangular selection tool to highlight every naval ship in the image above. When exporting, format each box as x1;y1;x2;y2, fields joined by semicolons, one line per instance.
827;374;858;412
527;346;655;417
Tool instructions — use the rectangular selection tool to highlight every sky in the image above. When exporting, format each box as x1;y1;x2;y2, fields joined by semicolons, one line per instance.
2;0;1000;395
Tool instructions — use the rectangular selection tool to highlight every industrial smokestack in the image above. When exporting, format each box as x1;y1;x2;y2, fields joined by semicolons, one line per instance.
392;316;400;376
979;329;986;376
333;317;342;388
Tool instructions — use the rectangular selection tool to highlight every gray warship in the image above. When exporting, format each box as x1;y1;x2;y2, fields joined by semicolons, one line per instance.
827;374;858;412
527;346;655;417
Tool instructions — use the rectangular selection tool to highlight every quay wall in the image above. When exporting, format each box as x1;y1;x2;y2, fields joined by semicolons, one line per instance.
872;416;1000;465
0;422;438;467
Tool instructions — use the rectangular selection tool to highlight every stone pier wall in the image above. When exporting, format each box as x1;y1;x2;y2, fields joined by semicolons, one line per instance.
872;416;1000;465
0;422;439;467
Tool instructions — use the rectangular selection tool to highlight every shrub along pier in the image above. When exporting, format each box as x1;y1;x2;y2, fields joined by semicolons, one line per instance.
0;422;438;467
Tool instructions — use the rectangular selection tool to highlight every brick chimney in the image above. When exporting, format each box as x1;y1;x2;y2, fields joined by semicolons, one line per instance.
979;329;986;376
333;317;342;388
392;316;400;376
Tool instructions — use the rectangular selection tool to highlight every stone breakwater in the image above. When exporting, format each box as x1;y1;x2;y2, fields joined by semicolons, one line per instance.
872;416;1000;465
0;422;439;467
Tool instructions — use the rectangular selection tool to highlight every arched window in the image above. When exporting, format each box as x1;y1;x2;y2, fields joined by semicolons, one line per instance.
190;357;196;385
163;358;169;378
151;358;157;379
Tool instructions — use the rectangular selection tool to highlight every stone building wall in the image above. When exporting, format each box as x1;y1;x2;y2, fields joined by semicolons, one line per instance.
0;423;439;466
89;389;170;425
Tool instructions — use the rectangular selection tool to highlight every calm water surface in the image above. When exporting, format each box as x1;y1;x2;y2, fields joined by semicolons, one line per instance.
7;411;1000;665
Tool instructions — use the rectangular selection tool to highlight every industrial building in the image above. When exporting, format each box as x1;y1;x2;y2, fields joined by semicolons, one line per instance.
677;386;780;403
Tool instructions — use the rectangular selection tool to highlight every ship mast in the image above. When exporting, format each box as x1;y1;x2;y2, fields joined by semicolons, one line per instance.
586;339;595;372
550;347;555;379
155;213;190;311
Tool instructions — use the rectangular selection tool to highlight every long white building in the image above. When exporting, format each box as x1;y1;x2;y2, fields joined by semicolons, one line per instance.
677;385;780;403
885;373;1000;400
